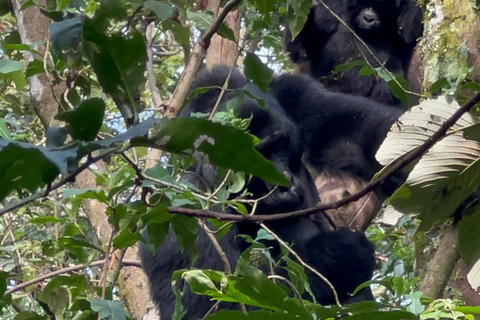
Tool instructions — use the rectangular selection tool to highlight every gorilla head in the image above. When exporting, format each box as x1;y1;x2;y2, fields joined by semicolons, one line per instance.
286;0;423;105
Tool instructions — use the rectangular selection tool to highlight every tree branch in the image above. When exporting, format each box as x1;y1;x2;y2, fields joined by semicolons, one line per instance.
168;91;480;222
5;259;141;295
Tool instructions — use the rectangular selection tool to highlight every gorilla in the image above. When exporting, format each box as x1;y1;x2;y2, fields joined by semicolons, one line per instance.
270;71;404;230
285;0;423;105
139;66;376;319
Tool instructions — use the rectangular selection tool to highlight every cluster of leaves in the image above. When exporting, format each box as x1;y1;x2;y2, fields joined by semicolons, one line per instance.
0;0;480;319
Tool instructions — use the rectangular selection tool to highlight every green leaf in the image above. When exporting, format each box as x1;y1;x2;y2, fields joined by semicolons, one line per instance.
0;118;11;140
43;274;88;296
206;310;303;319
0;59;23;74
0;0;13;15
57;98;106;141
162;20;190;46
430;78;450;95
455;305;480;315
19;0;35;11
244;53;273;94
63;189;109;203
0;141;66;201
133;117;289;186
49;16;84;53
144;0;173;21
90;298;130;320
2;43;42;56
83;19;146;125
458;208;480;267
171;215;199;261
45;126;68;148
374;69;409;106
96;0;127;21
286;0;311;38
113;228;143;249
29;216;67;224
142;220;170;251
25;60;45;78
186;10;236;41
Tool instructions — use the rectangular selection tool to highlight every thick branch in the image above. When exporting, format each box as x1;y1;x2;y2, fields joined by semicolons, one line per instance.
169;91;480;221
419;227;459;298
165;0;243;118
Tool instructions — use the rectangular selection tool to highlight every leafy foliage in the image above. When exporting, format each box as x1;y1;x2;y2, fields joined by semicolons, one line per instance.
0;0;480;319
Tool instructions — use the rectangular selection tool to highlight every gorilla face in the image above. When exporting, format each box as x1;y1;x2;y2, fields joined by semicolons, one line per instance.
285;0;423;105
355;7;381;30
348;0;399;35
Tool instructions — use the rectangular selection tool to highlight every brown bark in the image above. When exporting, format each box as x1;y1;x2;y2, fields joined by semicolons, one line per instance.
12;2;149;317
419;227;460;299
446;260;480;310
74;162;148;319
205;9;241;69
11;0;64;128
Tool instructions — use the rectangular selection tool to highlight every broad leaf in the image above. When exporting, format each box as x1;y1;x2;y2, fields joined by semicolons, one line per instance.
379;97;480;230
377;96;478;166
83;19;146;125
90;298;130;320
458;208;480;267
133;117;290;186
0;141;76;201
466;259;480;292
186;10;236;41
244;53;273;94
0;60;23;74
144;0;173;21
286;0;311;38
57;98;106;141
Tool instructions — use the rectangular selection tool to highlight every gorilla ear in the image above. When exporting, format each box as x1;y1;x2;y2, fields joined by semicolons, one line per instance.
397;0;423;44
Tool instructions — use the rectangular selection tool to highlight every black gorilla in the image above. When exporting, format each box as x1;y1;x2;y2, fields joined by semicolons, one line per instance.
139;66;375;319
270;72;404;196
286;0;423;105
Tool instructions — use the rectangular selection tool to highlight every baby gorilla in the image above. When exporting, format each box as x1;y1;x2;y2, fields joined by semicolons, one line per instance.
139;66;375;319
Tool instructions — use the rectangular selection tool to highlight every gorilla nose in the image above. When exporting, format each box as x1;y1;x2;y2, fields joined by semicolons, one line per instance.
363;8;377;24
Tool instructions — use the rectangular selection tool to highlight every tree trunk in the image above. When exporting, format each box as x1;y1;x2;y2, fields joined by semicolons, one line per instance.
11;2;149;317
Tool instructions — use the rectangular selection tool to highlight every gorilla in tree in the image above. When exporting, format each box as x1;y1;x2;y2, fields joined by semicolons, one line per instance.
271;71;404;230
140;66;376;319
285;0;423;105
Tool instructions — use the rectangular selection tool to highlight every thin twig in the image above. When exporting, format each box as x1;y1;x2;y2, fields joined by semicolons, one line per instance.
198;220;232;274
268;275;304;306
5;259;141;295
169;91;480;222
145;22;164;108
208;170;232;201
260;223;341;307
165;0;243;118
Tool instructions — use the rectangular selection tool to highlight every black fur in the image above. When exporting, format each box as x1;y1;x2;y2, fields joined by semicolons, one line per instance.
300;228;375;304
270;72;404;192
139;66;376;319
286;0;423;105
